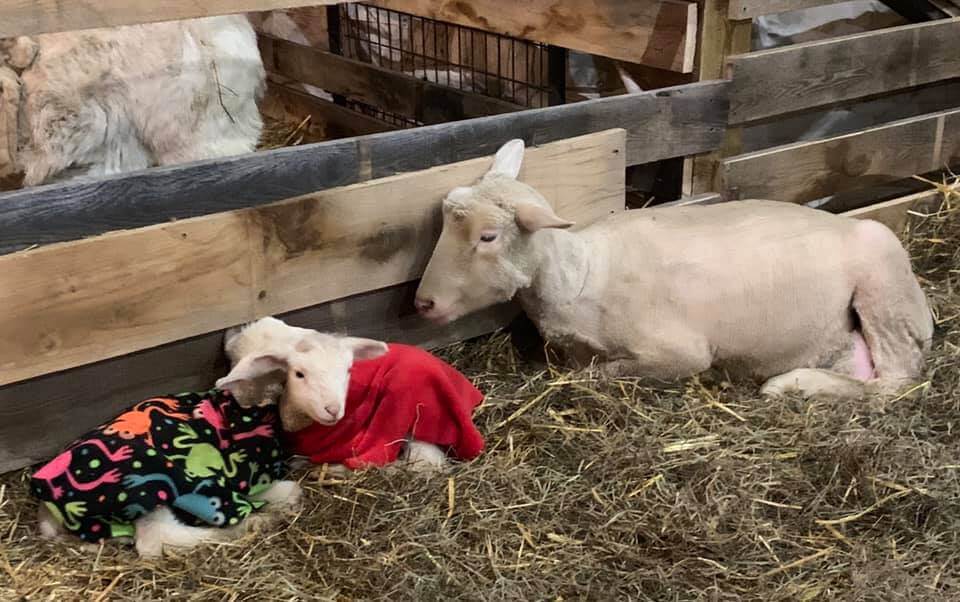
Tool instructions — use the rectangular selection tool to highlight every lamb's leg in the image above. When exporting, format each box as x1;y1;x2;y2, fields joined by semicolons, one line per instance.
250;479;302;511
134;507;241;558
401;441;448;473
37;504;66;540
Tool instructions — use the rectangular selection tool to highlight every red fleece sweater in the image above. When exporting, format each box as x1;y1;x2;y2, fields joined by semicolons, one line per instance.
284;344;485;469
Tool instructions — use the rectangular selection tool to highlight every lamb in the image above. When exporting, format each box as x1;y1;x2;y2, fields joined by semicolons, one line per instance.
414;139;934;400
32;390;301;558
1;14;264;187
218;317;485;473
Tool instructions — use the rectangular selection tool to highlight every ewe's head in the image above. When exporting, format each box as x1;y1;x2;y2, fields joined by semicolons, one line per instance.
216;324;388;431
415;139;574;324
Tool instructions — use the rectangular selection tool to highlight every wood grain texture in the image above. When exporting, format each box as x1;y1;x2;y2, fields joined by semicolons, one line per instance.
0;80;728;254
370;0;699;73
728;0;847;19
0;282;519;473
0;0;341;37
0;130;625;386
260;79;398;139
841;189;944;233
722;108;960;205
259;35;522;123
728;18;960;124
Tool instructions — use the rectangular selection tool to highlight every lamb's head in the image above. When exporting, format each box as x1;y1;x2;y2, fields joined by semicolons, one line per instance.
216;323;388;431
415;139;574;324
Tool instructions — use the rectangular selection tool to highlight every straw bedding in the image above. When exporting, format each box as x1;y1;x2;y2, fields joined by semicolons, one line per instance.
1;191;958;601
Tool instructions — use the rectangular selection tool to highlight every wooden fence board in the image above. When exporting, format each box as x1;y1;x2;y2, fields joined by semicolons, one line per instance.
0;282;518;474
0;130;625;387
0;80;728;255
842;189;945;233
259;35;522;124
728;0;847;19
728;18;960;124
370;0;698;73
722;108;960;205
0;0;342;38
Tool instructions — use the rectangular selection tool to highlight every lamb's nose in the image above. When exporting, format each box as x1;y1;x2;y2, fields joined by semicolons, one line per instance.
324;404;339;419
414;297;435;314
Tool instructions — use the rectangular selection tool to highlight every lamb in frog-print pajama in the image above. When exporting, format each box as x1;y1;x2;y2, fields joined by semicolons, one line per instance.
30;390;286;543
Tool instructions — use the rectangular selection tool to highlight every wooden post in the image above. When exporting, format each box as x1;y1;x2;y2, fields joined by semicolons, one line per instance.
682;0;752;196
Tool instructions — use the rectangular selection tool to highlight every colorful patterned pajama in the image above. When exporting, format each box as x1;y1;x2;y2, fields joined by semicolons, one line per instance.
30;390;286;543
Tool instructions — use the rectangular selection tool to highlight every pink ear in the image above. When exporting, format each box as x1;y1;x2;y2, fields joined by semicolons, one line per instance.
344;337;389;360
514;201;575;232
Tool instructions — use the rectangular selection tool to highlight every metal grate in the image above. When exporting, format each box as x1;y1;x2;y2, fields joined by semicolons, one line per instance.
337;3;555;111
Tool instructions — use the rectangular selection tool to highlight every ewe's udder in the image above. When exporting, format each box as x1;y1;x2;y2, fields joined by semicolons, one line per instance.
852;330;876;381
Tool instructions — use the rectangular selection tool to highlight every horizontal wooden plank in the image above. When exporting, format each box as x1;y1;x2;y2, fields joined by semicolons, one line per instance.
657;192;724;208
0;130;625;386
0;80;728;255
0;0;342;38
728;18;960;124
841;189;946;232
259;35;521;124
260;78;398;140
0;281;519;474
722;108;960;205
728;0;847;19
370;0;698;73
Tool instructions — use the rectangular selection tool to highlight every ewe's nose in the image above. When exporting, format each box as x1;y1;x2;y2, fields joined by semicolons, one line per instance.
414;296;435;314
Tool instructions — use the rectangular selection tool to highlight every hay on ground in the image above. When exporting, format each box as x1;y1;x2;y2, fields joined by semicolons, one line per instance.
1;190;959;601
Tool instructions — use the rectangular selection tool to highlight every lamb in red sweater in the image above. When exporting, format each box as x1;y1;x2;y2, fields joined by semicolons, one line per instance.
285;343;485;470
216;318;485;472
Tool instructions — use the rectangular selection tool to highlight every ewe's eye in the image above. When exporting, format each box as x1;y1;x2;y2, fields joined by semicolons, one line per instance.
479;232;498;243
295;371;305;379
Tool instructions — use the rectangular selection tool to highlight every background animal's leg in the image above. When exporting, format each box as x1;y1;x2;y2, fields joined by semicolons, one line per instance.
134;507;240;558
19;95;108;186
850;221;934;381
401;440;448;473
761;368;868;399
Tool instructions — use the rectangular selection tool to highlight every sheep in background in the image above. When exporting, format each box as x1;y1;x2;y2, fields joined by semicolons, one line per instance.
2;14;265;187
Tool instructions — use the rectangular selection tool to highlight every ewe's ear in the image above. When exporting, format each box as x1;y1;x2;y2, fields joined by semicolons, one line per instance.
343;337;389;360
216;354;288;407
515;201;575;232
487;139;525;180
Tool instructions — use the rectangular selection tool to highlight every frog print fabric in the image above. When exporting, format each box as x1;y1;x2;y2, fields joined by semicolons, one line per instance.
30;390;286;543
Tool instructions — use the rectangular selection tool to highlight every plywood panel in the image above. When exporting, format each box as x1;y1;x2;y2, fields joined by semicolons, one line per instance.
0;130;625;386
371;0;698;73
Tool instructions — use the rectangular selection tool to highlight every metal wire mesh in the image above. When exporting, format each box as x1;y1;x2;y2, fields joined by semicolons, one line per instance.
338;3;552;111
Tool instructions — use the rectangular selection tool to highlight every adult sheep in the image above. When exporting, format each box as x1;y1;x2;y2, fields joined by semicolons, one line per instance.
0;14;264;187
414;139;934;400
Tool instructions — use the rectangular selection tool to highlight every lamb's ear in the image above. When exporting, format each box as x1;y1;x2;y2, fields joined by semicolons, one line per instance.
343;337;389;361
514;200;575;232
487;139;525;180
216;354;288;406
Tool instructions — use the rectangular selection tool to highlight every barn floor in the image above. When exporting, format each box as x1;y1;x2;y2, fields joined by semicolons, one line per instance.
1;199;958;601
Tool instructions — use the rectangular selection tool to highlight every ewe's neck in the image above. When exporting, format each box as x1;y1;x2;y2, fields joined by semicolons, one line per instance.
517;229;590;311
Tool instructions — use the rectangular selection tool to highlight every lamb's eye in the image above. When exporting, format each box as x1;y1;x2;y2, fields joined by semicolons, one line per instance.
295;371;305;379
479;232;498;243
